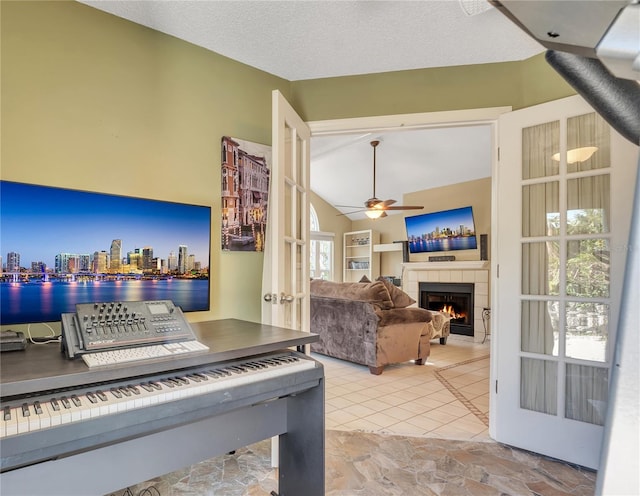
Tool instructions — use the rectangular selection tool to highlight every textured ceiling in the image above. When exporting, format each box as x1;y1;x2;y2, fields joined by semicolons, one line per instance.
79;0;542;81
79;0;541;219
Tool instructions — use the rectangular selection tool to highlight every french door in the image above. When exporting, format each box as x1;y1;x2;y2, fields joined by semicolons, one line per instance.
493;95;638;469
261;90;311;334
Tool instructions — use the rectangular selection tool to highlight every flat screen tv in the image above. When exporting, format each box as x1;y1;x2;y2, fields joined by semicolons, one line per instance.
0;181;211;325
405;206;477;254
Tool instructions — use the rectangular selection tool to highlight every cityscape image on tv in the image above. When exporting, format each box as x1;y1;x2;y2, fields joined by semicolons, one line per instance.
405;206;478;254
0;181;211;324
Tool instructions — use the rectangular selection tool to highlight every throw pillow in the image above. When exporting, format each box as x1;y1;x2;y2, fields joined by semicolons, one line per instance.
376;276;415;308
359;275;371;283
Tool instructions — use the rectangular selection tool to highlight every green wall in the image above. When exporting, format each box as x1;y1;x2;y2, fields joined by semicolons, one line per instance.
291;53;574;121
1;0;575;330
1;0;292;330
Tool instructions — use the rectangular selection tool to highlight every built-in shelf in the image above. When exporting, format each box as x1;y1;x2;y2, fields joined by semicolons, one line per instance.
373;243;402;253
343;230;379;282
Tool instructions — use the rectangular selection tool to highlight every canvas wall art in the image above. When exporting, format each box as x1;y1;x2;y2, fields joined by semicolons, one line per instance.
221;136;271;252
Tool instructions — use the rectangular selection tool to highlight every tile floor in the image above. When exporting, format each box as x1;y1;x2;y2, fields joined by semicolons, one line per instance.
320;335;491;441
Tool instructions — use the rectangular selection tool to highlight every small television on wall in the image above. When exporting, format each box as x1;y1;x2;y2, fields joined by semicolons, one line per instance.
404;206;478;254
0;181;211;326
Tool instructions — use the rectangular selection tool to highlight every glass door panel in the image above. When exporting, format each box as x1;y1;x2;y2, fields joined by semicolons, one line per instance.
521;357;557;415
567;175;610;234
523;121;560;179
521;300;558;356
522;241;559;295
566;239;610;298
565;364;608;425
522;182;559;237
565;302;608;362
566;113;611;173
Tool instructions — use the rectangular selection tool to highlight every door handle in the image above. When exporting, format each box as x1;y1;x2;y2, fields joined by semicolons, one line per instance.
263;293;278;304
280;293;295;304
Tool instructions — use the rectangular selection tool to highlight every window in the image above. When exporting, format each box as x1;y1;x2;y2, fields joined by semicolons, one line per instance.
309;204;334;280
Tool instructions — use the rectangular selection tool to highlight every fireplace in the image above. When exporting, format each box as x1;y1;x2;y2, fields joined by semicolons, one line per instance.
419;282;474;336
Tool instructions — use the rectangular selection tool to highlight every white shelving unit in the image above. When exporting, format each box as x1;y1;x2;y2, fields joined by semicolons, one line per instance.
343;229;380;282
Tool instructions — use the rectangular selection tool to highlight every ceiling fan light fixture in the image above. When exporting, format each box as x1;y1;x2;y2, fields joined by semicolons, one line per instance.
365;209;384;220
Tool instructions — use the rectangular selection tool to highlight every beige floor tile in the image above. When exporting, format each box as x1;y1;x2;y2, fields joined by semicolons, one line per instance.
427;389;458;403
326;409;359;425
325;384;352;397
429;422;477;438
340;391;375;404
404;414;447;432
340;417;386;431
315;337;492;444
342;403;377;418
410;396;449;411
362;412;404;429
432;401;473;417
382;421;428;436
379;405;421;421
326;396;356;409
421;406;465;424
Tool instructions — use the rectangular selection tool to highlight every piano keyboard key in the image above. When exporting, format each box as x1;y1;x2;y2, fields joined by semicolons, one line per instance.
0;354;315;439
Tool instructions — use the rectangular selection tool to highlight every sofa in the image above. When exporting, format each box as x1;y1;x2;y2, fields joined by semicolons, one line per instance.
309;278;434;374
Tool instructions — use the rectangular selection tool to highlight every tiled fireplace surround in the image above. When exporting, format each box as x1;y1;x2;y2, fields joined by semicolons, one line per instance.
402;261;490;342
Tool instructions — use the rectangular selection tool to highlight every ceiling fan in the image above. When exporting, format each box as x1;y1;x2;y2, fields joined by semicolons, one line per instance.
336;140;424;219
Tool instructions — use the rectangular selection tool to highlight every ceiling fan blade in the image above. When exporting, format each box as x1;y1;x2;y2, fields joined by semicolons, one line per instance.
380;199;397;207
335;204;365;209
336;209;366;216
380;205;424;211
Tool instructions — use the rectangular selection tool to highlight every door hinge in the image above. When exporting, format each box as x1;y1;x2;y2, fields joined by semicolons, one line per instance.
497;264;499;278
495;380;498;394
497;147;500;161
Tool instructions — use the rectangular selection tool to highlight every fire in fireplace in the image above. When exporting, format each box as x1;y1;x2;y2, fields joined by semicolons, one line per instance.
419;282;474;336
439;304;466;320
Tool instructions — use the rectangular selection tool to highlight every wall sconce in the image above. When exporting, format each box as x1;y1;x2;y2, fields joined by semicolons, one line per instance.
552;146;598;164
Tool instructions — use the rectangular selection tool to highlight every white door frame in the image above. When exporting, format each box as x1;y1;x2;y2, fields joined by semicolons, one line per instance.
308;105;510;438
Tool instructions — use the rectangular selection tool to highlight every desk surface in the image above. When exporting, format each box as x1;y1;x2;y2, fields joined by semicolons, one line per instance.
0;319;318;398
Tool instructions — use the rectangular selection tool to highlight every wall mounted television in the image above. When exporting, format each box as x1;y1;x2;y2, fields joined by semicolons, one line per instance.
404;206;478;254
0;181;211;326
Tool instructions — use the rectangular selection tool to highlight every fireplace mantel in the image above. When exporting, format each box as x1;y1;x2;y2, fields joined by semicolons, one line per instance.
403;261;489;271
